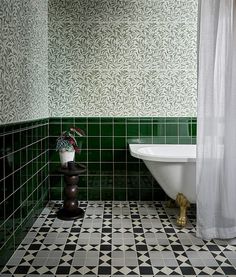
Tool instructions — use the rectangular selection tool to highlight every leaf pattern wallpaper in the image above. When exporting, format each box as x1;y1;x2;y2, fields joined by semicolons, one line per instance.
49;0;198;117
0;0;49;124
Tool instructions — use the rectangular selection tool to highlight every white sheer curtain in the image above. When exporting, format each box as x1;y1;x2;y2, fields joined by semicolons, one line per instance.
197;0;236;240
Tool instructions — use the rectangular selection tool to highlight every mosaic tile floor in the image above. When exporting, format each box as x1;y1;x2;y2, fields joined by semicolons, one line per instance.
1;201;236;277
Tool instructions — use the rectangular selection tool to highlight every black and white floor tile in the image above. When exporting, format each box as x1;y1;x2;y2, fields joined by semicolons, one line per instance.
1;201;236;276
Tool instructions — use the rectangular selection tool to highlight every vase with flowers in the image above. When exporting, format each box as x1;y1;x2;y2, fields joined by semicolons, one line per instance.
56;127;85;167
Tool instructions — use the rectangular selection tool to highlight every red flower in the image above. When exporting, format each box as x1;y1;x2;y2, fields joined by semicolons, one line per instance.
70;127;85;136
73;146;81;153
68;138;76;145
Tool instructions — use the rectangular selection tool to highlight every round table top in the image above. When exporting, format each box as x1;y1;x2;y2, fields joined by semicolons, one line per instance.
58;163;86;175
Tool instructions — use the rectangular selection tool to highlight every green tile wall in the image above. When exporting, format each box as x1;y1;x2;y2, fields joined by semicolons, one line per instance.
0;119;49;268
49;117;196;201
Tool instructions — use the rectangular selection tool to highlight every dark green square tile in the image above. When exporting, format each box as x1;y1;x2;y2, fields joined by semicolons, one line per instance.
5;133;13;153
50;188;63;200
114;189;126;201
140;124;152;136
127;163;139;175
78;175;87;188
88;124;100;136
192;123;197;137
5;194;14;218
49;150;60;163
13;152;21;171
127;189;139;201
153;188;168;201
88;188;100;200
88;176;100;187
140;176;152;188
101;150;113;162
153;124;165;136
13;132;21;152
101;189;113;200
101;176;113;188
88;137;100;149
5;175;14;197
179;124;190;136
78;188;87;200
165;124;178;136
101;137;113;149
77;150;87;162
20;130;28;148
49;124;62;137
114;176;126;188
114;124;126;136
114;150;126;162
88;163;100;175
127;124;139;136
127;176;139;188
140;189;152;200
101;163;113;175
49;175;62;188
114;163;126;175
49;137;57;151
114;137;126;149
101;124;113;136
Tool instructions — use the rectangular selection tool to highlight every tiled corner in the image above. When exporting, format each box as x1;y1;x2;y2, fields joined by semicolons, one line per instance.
49;117;196;201
0;119;50;268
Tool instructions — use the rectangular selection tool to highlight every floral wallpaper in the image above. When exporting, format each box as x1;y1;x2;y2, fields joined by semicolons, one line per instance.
49;0;198;117
0;0;49;124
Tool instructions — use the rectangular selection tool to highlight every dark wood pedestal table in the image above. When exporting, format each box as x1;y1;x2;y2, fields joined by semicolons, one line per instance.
57;161;86;220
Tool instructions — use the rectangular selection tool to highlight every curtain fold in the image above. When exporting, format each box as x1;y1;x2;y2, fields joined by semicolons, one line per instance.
197;0;236;240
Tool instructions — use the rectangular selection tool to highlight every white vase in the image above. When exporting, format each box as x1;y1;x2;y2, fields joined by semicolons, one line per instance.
59;149;75;167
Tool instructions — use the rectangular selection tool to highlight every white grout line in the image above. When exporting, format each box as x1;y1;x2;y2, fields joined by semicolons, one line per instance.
86;118;89;201
0;136;50;160
0;162;48;206
0;123;48;137
0;147;49;182
0;174;49;230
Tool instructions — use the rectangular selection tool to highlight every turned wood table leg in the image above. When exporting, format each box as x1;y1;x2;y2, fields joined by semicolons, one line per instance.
57;162;86;220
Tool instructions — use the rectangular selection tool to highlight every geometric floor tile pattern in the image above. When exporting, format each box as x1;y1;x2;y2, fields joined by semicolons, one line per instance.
1;201;236;276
